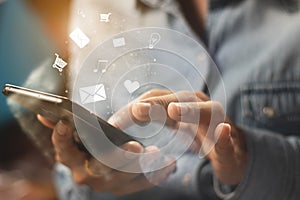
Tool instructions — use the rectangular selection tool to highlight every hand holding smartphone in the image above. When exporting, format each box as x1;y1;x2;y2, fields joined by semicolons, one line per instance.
2;84;137;149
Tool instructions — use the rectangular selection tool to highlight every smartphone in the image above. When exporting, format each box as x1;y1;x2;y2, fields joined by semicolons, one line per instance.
2;84;137;149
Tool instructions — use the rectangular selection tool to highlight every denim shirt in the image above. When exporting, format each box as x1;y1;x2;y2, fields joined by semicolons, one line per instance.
8;0;300;199
205;0;300;199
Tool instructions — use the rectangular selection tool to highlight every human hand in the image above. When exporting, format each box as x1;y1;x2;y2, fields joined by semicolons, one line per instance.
113;90;248;185
37;115;176;195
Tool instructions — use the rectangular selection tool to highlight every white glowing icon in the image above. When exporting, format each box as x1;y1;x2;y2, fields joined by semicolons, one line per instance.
79;84;107;104
93;60;108;73
124;80;140;94
113;37;126;47
149;33;161;49
78;9;86;18
52;53;67;72
100;13;111;23
69;28;90;49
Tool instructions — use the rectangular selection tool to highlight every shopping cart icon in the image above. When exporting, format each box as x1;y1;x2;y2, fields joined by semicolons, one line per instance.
100;13;111;23
52;53;67;72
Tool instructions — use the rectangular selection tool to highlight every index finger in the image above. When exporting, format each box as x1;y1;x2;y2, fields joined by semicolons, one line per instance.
129;91;202;124
108;89;172;130
167;101;225;124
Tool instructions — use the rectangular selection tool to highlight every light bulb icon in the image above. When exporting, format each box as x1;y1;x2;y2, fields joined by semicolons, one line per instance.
149;33;161;49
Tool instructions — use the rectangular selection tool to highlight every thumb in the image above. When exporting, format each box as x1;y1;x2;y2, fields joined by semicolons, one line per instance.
213;123;234;159
211;123;248;185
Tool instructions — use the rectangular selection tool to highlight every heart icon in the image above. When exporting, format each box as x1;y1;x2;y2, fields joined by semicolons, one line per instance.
124;80;140;94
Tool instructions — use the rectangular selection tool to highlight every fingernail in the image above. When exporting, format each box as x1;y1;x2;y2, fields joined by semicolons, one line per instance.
136;102;151;109
124;151;137;160
134;102;152;116
172;103;189;115
55;120;69;136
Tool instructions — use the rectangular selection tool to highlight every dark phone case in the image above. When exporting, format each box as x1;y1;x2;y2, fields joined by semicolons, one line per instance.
2;84;137;150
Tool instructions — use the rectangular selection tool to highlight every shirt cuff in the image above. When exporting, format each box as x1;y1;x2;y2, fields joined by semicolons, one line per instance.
222;127;296;200
213;174;237;200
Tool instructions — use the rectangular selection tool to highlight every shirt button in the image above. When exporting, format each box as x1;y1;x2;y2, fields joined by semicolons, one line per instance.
182;173;192;186
262;106;276;118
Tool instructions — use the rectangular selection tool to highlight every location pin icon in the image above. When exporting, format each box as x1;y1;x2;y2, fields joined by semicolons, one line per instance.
149;33;161;49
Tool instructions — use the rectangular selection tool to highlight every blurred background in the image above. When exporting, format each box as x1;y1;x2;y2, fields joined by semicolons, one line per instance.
0;0;69;199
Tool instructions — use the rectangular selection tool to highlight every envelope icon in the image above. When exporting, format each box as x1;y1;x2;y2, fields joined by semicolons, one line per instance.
113;37;126;47
79;84;107;104
69;27;90;49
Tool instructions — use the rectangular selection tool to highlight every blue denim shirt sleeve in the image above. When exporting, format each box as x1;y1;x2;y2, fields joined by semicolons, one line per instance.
53;154;210;200
205;0;300;199
54;163;91;200
227;128;300;200
54;163;118;200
